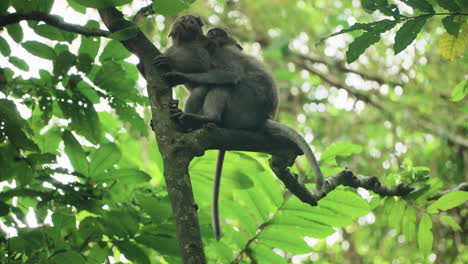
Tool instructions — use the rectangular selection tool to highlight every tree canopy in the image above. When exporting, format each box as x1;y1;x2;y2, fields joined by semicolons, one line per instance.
0;0;467;263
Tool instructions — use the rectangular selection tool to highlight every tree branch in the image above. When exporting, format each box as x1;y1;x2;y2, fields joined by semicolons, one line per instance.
97;7;206;264
296;54;404;87
0;12;110;37
291;56;468;149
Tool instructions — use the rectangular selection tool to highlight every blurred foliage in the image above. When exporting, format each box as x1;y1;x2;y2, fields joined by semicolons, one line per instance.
0;0;467;263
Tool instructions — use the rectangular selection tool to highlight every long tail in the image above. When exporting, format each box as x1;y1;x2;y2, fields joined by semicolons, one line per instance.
212;150;225;240
263;119;324;190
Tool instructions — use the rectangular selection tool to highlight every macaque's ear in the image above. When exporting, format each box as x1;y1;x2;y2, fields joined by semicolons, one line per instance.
196;16;204;27
235;43;243;51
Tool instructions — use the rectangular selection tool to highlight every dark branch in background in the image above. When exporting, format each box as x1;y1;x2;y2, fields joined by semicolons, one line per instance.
290;56;468;149
0;12;110;37
290;56;387;113
296;54;404;87
430;183;468;200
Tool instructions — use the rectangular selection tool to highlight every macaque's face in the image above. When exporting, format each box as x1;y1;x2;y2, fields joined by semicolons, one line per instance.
169;15;204;41
207;28;243;50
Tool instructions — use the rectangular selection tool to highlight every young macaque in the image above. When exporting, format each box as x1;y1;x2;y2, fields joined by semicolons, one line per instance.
164;27;324;240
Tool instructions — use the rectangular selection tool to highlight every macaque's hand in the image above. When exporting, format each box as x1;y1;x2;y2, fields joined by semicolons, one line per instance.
163;72;190;87
171;111;206;131
153;54;170;70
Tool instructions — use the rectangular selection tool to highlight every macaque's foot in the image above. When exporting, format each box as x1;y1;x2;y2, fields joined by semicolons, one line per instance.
153;54;170;69
168;98;179;110
171;111;206;131
163;72;189;87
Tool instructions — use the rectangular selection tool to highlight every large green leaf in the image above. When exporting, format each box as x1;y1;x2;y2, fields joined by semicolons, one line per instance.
8;56;29;71
100;40;131;63
74;0;132;8
321;141;362;165
0;35;11;56
400;0;434;13
101;209;139;237
402;205;417;242
0;0;9;15
271;214;335;238
0;99;38;151
153;0;190;15
258;226;311;254
394;17;428;54
250;243;288;264
93;168;151;184
417;213;433;255
318;189;370;218
388;198;406;231
427;191;468;213
346;20;397;63
34;24;77;43
435;0;461;11
135;233;180;256
115;241;150;264
89;143;122;177
6;23;23;43
49;251;86;264
450;79;467;102
62;130;89;175
22;41;56;60
136;196;172;223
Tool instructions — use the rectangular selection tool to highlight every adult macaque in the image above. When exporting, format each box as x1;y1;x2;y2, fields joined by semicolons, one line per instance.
163;27;324;240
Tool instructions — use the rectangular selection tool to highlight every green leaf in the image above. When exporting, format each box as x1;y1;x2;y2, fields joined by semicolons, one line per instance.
361;0;400;17
101;209;139;237
0;201;10;216
49;251;86;264
439;214;462;231
74;0;132;8
54;50;76;76
258;226;311;254
62;130;89;175
0;0;9;15
6;23;23;43
22;41;56;60
34;24;77;43
114;241;150;264
388;198;406;231
442;16;462;37
93;168;151;184
0;99;38;151
318;189;370;218
321;142;362;165
79;217;104;240
89;143;121;177
137;196;172;223
134;233;180;256
418;213;433;255
435;0;461;11
0;35;11;56
346;20;397;63
100;40;131;63
79;21;101;58
394;17;428;54
271;214;335;238
250;243;288;264
109;26;139;41
450;79;467;101
402;206;417;242
9;56;29;71
52;212;76;231
67;0;87;13
153;0;190;15
427;191;468;213
400;0;435;13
